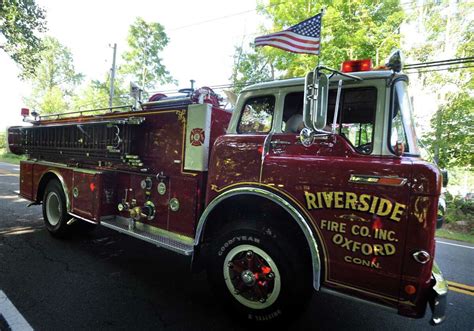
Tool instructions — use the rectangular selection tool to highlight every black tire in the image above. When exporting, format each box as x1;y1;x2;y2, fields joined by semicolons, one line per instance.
42;179;72;238
207;222;312;323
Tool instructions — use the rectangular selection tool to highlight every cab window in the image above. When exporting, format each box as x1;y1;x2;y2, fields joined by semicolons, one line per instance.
238;95;275;133
282;92;304;133
327;87;377;154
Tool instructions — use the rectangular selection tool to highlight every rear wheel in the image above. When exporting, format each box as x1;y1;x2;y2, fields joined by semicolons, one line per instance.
42;180;72;238
207;222;312;323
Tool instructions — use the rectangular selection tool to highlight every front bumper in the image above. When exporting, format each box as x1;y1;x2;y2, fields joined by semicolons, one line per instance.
429;262;448;325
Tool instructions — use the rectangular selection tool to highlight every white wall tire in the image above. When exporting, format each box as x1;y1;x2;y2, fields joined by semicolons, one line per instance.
207;222;313;323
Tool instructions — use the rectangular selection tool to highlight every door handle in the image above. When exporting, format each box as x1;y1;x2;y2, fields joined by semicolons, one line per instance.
270;140;291;146
349;174;407;186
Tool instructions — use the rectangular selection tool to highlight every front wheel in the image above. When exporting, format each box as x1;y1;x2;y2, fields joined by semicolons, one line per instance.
207;224;312;323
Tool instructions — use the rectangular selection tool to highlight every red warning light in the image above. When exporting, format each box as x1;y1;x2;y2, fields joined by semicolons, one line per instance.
89;183;96;192
341;59;373;73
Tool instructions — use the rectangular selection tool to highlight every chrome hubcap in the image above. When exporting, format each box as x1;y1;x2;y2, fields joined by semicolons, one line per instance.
223;244;281;310
241;270;256;286
45;192;61;226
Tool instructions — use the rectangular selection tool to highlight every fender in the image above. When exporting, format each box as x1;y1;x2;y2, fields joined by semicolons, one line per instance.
37;169;71;212
195;186;322;290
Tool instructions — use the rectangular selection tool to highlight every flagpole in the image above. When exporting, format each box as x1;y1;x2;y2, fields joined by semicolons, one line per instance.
317;8;325;67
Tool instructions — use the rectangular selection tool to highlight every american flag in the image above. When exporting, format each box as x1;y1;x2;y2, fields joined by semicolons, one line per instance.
254;14;321;55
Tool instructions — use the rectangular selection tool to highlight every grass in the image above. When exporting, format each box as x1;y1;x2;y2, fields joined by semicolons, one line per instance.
436;228;474;244
0;148;25;165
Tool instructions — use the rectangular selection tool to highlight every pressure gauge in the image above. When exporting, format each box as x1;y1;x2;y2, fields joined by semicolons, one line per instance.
140;177;153;190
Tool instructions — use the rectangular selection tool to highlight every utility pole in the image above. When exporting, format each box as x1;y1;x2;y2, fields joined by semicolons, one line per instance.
109;43;117;109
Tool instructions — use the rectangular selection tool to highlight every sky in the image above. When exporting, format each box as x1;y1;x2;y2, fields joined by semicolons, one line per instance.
0;0;262;131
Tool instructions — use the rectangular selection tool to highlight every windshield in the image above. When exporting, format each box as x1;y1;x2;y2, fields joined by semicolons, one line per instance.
390;80;420;155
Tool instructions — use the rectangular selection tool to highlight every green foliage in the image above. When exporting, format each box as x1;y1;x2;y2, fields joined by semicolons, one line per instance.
0;0;47;78
423;90;474;169
25;36;83;114
232;0;404;89
0;132;6;150
444;191;474;227
231;45;275;93
73;76;128;112
408;1;473;169
121;17;174;91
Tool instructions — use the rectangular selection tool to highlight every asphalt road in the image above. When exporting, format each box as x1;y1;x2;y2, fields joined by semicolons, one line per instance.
0;161;473;330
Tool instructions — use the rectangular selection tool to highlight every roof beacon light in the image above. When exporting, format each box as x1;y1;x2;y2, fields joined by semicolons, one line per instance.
21;108;29;117
341;59;373;73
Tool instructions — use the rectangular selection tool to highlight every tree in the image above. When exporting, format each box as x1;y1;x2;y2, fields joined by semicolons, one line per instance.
232;0;404;88
0;0;47;77
121;17;174;92
73;75;128;112
25;36;83;114
230;45;275;93
406;0;473;169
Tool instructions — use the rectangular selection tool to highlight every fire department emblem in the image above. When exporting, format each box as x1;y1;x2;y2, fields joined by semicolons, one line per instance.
190;128;205;146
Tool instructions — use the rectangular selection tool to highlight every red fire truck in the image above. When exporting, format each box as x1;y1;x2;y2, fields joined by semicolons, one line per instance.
7;53;447;324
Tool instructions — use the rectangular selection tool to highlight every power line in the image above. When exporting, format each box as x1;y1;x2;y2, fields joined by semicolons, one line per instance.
146;60;473;95
406;64;474;74
405;57;474;68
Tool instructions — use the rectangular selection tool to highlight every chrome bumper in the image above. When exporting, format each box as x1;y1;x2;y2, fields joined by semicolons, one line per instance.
429;262;448;325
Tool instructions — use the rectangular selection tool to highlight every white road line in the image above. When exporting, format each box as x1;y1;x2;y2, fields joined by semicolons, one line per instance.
436;240;474;250
0;290;33;331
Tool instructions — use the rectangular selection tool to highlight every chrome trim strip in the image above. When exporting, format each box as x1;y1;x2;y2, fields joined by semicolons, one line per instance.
68;212;99;224
349;174;407;186
195;187;322;290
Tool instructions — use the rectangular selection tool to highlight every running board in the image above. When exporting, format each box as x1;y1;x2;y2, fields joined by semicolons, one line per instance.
100;217;194;256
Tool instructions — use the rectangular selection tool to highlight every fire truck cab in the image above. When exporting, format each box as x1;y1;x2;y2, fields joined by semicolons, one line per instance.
7;54;447;324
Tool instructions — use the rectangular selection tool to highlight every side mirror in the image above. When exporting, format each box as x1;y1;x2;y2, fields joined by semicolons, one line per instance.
313;74;329;130
303;69;329;131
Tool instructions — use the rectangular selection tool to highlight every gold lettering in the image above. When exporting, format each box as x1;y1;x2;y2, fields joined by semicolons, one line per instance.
334;191;344;208
373;244;384;255
322;192;334;208
321;219;328;230
345;192;358;210
332;233;344;245
369;196;379;214
358;194;371;212
387;231;396;241
304;191;318;210
376;199;393;216
361;243;373;255
384;243;396;255
390;203;406;222
316;192;323;209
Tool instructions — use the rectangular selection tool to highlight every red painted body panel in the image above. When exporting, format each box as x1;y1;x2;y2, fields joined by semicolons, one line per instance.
207;132;441;316
18;104;231;238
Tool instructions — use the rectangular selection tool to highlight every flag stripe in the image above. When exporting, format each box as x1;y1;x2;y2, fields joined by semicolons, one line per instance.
254;13;322;56
255;31;320;44
256;40;320;54
255;34;320;50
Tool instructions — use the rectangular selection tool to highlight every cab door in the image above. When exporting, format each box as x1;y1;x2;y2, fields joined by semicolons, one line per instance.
262;86;410;305
207;94;276;193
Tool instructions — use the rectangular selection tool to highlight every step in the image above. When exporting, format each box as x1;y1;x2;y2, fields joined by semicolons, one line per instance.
100;217;194;256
